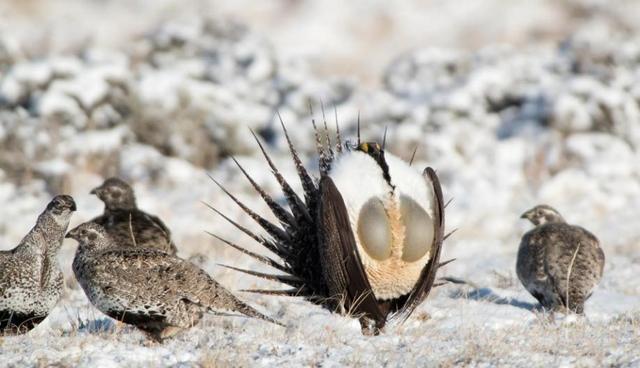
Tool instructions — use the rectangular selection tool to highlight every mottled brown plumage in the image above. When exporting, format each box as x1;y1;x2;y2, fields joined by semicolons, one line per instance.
0;195;76;334
67;222;281;341
90;177;177;255
517;205;605;314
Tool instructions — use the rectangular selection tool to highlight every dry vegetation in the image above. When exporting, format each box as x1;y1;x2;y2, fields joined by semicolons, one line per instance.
2;1;640;366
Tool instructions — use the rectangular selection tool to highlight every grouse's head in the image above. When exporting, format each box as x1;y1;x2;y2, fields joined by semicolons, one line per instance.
66;222;110;250
43;195;77;224
91;177;136;210
521;204;565;226
46;195;77;214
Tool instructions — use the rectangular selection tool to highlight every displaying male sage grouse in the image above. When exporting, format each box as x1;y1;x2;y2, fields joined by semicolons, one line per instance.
90;177;177;255
207;116;450;334
67;222;281;341
517;204;605;314
0;195;76;334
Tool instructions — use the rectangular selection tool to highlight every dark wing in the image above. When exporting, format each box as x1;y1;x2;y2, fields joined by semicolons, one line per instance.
87;248;213;309
139;212;172;239
137;211;178;254
96;209;176;254
394;167;445;322
88;248;177;288
89;214;107;227
83;249;188;329
91;248;280;325
317;176;386;326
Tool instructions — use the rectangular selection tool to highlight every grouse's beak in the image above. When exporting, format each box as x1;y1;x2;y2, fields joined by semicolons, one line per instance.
66;226;78;239
520;210;531;220
89;187;102;196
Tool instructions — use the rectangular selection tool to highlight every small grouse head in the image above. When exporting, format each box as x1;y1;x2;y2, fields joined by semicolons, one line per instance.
91;177;136;210
521;204;565;226
66;222;111;251
41;195;77;225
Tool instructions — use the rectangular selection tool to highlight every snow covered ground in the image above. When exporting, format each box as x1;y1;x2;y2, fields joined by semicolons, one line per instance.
1;1;640;367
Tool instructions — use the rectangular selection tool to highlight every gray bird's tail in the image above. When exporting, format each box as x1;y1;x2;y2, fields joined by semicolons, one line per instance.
206;290;284;327
231;299;284;327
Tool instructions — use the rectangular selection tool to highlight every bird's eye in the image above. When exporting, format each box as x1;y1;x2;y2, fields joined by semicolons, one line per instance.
400;196;433;262
112;191;121;198
357;198;392;260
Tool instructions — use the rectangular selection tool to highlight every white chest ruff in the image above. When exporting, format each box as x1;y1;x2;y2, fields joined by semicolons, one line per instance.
328;151;437;300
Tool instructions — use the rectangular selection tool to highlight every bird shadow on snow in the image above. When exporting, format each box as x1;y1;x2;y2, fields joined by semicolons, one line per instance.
448;287;540;312
75;318;116;334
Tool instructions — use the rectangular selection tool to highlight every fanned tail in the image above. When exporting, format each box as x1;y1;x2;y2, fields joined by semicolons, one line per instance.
207;115;343;303
202;201;290;260
218;264;305;287
277;113;319;220
205;231;288;273
334;107;343;154
230;156;295;227
249;129;311;223
311;108;334;176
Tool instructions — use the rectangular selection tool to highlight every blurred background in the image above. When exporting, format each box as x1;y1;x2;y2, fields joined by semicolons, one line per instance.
1;0;639;252
3;0;640;84
1;0;640;365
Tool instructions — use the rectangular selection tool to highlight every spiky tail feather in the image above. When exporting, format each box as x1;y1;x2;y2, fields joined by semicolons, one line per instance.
207;118;338;304
207;114;451;327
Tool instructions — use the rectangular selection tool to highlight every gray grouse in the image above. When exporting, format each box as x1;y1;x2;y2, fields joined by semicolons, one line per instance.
517;204;605;314
67;222;282;341
0;195;76;334
90;177;177;255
